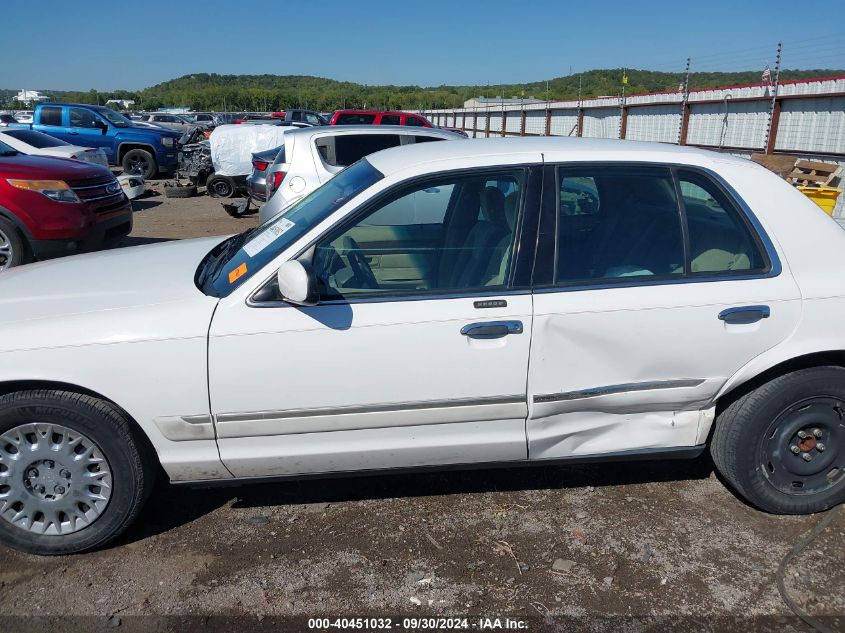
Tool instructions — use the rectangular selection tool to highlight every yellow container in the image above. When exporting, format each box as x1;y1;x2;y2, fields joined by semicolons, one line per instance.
797;185;842;215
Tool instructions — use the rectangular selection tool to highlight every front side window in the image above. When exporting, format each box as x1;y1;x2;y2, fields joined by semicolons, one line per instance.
290;111;302;121
678;170;766;274
70;108;100;129
39;106;63;127
405;115;427;127
381;115;401;125
555;166;684;284
311;170;524;300
305;113;323;125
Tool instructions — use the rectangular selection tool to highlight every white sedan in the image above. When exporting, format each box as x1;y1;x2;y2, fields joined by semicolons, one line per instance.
0;128;108;167
0;137;843;555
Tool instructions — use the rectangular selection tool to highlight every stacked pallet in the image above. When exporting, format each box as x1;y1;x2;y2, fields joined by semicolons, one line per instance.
787;159;842;187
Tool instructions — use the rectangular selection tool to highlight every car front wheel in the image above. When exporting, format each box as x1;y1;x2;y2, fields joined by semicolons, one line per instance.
0;390;155;555
711;366;845;514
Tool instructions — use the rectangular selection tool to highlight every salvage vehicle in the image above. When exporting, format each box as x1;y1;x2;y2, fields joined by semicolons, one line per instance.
137;113;204;134
9;103;181;179
0;138;131;271
246;145;284;202
258;125;464;222
0;114;18;127
270;109;328;126
1;137;844;556
0;128;109;167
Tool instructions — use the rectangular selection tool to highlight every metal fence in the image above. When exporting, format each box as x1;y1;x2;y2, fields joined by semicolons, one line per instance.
422;75;845;214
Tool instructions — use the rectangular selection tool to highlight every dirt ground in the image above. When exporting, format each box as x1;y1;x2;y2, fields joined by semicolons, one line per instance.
1;182;843;633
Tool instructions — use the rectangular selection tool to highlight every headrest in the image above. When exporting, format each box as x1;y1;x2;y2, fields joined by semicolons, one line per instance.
480;186;506;224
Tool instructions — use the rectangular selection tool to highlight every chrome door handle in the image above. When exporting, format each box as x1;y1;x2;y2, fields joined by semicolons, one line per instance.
461;320;523;339
718;305;770;324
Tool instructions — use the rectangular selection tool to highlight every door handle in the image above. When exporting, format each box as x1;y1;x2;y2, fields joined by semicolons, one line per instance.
68;131;79;135
718;305;770;324
461;320;523;339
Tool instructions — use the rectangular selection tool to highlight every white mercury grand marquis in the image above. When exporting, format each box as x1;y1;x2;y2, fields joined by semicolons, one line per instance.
0;137;843;554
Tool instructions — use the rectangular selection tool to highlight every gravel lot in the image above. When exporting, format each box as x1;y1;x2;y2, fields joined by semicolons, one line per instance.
1;182;843;633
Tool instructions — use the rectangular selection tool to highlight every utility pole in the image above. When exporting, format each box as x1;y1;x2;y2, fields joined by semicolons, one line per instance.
764;42;783;154
576;73;583;137
678;57;691;144
618;69;627;139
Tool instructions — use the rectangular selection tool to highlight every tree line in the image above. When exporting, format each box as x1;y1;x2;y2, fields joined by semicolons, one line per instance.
2;68;841;112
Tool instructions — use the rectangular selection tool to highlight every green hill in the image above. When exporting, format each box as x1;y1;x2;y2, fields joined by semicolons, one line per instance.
3;68;842;112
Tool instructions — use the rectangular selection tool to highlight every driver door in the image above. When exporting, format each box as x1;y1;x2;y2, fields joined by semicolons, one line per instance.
208;165;541;477
67;107;112;158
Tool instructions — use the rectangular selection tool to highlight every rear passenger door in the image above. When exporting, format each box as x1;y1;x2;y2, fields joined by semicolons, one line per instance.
526;164;802;460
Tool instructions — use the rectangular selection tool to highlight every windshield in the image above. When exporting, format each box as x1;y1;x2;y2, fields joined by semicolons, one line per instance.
94;107;132;127
197;159;384;297
0;139;16;155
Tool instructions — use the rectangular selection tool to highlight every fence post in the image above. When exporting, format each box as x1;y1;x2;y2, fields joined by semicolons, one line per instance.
462;110;467;133
501;109;507;137
766;98;782;154
620;106;628;139
473;110;478;138
679;103;690;145
520;109;527;136
485;110;490;137
576;108;584;137
764;42;783;154
545;107;552;136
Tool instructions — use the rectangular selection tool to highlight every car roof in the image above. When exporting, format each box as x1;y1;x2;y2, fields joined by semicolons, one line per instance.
284;125;463;142
333;110;413;116
364;136;750;177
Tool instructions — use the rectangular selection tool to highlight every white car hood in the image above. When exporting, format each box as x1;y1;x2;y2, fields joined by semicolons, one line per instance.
0;237;226;353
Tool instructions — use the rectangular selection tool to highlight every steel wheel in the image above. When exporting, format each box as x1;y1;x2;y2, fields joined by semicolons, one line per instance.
0;225;14;271
0;423;112;535
760;397;844;496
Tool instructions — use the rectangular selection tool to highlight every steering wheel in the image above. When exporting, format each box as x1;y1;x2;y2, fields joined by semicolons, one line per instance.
342;236;379;289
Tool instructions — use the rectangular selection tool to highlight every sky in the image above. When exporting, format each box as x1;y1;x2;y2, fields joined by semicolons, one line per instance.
2;0;844;91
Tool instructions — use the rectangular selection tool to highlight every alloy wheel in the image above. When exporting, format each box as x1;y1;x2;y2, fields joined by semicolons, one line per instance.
0;226;13;271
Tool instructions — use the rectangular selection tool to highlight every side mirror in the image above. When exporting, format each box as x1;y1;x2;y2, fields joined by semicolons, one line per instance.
95;119;108;134
277;260;319;306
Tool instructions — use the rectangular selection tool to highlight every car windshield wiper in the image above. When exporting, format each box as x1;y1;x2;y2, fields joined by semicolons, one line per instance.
197;227;264;291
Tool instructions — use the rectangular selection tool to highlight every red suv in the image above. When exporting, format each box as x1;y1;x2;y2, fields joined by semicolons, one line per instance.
329;110;434;127
0;142;133;270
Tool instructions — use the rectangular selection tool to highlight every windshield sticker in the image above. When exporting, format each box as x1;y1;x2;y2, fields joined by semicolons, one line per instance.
228;262;248;284
243;218;296;258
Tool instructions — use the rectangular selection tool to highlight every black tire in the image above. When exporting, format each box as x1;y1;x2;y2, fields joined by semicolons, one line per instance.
0;390;156;555
163;184;197;198
711;366;845;514
0;216;30;270
121;149;157;180
206;174;237;198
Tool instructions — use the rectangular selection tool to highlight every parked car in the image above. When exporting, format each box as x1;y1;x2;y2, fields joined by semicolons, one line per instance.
0;114;18;127
329;109;433;127
0;138;132;271
137;113;202;134
246;145;284;202
258;125;464;222
270;109;328;126
0;128;108;167
2;136;844;556
12;111;33;124
7;103;182;179
184;112;223;128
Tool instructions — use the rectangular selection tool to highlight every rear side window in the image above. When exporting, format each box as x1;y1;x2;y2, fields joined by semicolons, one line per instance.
555;166;684;284
290;111;302;121
381;115;401;125
328;134;402;167
39;106;63;127
678;170;766;274
2;129;68;148
336;113;376;125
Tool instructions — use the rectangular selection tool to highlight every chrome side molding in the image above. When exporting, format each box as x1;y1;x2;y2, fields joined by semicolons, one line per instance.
533;379;706;404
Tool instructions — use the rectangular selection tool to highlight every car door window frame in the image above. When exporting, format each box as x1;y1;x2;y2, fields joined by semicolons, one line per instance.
532;162;780;293
248;164;544;307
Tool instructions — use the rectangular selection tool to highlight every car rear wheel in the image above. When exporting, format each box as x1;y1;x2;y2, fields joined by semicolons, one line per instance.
711;366;845;514
0;390;155;555
0;217;30;271
121;149;157;180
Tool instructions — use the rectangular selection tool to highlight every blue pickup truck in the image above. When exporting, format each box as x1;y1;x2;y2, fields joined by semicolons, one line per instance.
13;103;182;178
